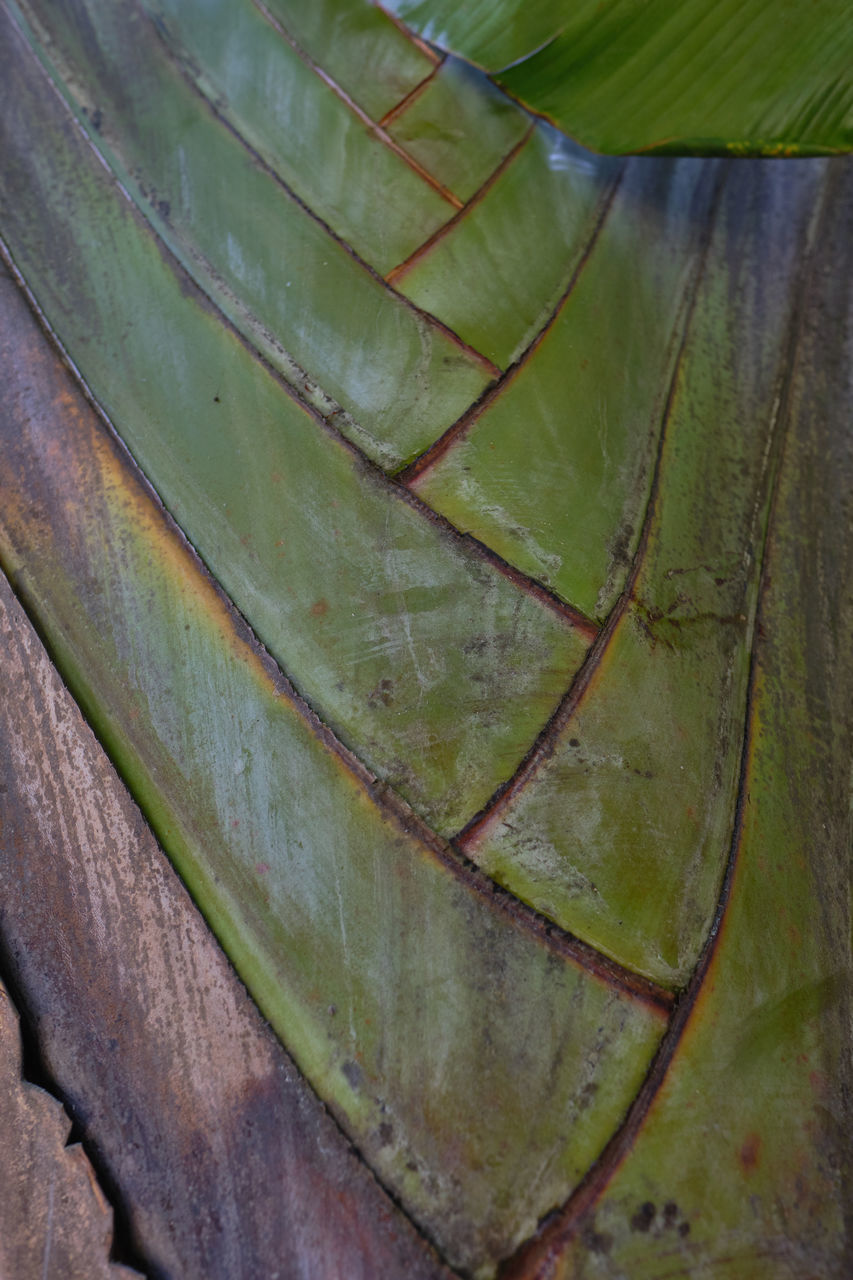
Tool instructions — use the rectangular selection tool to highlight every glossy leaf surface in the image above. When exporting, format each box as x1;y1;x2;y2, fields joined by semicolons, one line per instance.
508;162;853;1280
0;258;666;1272
0;564;447;1280
384;0;853;156
0;1;849;1277
3;0;594;838
460;161;824;985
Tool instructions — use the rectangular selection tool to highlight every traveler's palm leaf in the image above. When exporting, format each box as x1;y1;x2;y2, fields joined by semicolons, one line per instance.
0;2;849;1277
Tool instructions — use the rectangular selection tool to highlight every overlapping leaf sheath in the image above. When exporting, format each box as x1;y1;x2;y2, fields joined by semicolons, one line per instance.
16;0;491;463
0;0;850;1276
0;260;665;1270
2;0;595;837
405;156;719;617
0;565;447;1280
460;162;826;985
506;161;853;1280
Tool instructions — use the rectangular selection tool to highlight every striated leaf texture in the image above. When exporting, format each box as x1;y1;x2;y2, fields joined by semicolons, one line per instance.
383;0;853;156
0;1;850;1276
0;565;448;1279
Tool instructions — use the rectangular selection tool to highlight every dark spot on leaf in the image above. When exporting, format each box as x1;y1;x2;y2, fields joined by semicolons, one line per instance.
630;1201;656;1232
610;523;633;566
581;1222;612;1254
377;1122;393;1147
578;1080;598;1110
341;1060;362;1090
367;677;394;708
158;199;170;220
739;1132;762;1174
569;737;580;748
663;1200;679;1226
310;599;328;618
679;1221;691;1237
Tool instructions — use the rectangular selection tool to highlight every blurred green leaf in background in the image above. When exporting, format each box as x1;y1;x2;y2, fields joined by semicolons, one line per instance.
385;0;853;155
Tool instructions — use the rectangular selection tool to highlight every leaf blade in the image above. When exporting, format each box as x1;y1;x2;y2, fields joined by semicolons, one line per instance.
385;0;853;155
0;255;666;1273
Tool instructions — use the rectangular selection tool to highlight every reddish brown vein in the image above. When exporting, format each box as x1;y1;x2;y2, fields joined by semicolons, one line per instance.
456;165;729;850
375;2;443;63
498;768;751;1278
496;162;828;1280
386;124;535;285
19;13;588;643
138;8;499;379
0;485;459;1280
396;164;624;486
3;9;669;1018
0;238;669;1022
14;26;588;657
390;494;601;636
378;58;444;128
463;532;599;637
251;0;463;207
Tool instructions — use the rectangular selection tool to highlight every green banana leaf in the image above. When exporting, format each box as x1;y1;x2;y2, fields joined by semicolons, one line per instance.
0;1;849;1277
383;0;853;156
